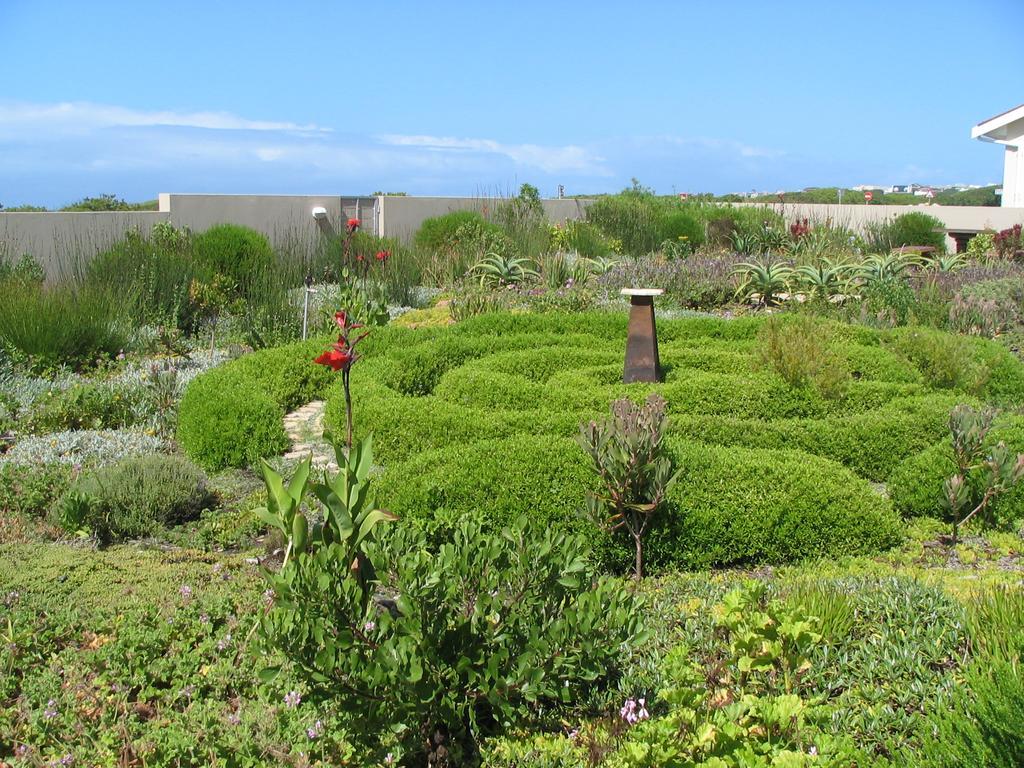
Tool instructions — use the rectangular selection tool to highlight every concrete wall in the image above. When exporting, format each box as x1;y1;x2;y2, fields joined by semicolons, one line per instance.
376;195;593;241
0;211;169;279
161;193;378;253
7;195;1022;281
0;195;379;279
733;203;1024;251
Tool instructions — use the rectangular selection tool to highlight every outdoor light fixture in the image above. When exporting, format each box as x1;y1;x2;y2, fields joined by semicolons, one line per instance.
311;206;328;220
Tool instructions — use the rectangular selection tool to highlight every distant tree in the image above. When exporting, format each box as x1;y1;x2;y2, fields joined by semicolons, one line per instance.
935;186;1000;207
62;194;131;211
60;194;157;211
0;203;48;212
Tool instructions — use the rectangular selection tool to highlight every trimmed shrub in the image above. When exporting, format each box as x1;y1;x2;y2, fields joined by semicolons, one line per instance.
375;434;597;537
888;416;1024;524
670;394;962;481
887;326;1024;403
192;224;275;292
376;434;900;573
651;440;902;570
176;338;335;470
63;453;215;542
177;377;287;471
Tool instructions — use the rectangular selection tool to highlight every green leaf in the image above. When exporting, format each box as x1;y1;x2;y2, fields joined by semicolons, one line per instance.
253;505;286;534
354;508;399;548
287;455;311;502
257;665;282;683
408;656;423;683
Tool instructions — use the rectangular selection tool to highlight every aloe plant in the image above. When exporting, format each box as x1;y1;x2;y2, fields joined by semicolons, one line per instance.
929;253;968;273
580;255;621;275
469;252;539;288
733;260;793;306
853;252;923;285
794;259;852;301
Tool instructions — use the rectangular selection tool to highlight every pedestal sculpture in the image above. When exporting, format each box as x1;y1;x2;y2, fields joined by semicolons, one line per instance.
621;288;664;383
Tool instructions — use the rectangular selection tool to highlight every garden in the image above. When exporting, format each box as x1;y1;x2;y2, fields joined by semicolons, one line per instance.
2;184;1024;766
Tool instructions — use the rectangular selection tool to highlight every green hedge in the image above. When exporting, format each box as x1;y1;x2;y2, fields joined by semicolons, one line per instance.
177;312;1024;568
670;393;965;481
177;338;334;470
376;434;595;532
888;416;1024;524
650;440;902;570
374;434;901;572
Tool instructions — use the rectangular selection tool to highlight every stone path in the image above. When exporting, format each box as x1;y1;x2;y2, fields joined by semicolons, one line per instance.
282;400;338;473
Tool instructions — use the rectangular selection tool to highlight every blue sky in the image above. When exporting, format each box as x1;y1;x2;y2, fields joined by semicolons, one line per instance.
1;0;1021;206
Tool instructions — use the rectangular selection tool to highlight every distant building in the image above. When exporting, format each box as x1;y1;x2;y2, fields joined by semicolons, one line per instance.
972;104;1024;207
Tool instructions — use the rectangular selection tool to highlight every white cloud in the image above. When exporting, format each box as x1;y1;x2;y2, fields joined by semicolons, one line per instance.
0;101;327;134
377;134;612;175
0;100;802;204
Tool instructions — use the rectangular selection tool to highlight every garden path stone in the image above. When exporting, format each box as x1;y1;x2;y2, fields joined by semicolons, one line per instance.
282;400;338;473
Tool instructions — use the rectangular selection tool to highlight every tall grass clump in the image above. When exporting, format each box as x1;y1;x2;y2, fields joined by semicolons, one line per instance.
0;279;130;371
82;227;200;331
492;183;551;262
585;190;664;257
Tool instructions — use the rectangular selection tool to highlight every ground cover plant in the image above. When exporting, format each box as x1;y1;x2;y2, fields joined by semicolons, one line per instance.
3;530;1022;766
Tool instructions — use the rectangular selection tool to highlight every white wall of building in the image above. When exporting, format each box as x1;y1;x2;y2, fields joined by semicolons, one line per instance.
1004;145;1022;207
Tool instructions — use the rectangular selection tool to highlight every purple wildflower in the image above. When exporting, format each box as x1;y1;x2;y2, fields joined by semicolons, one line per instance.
44;698;58;719
363;620;376;633
306;719;323;740
619;697;650;725
284;690;301;708
179;584;193;600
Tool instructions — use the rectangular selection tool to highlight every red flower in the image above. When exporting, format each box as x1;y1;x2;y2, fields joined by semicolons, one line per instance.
346;218;361;232
375;249;390;262
356;253;365;262
314;347;354;372
334;311;363;332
